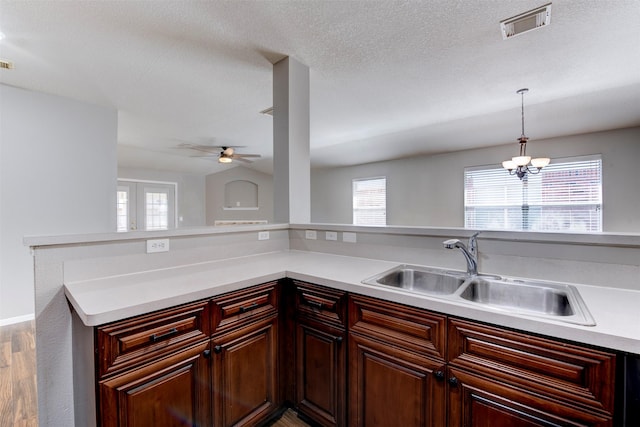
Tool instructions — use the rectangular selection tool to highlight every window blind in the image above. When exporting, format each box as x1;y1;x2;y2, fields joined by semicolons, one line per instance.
353;177;387;226
464;156;602;232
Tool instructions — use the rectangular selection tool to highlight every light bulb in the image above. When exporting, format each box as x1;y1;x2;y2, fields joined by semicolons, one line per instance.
502;160;516;170
531;157;550;168
513;156;531;166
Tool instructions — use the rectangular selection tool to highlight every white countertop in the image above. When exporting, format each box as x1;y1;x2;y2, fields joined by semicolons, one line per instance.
64;250;640;354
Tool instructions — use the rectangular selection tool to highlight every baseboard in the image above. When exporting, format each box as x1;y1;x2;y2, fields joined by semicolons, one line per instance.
0;313;35;326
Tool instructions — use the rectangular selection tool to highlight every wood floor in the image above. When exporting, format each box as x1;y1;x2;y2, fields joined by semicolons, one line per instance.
0;321;310;427
0;320;38;427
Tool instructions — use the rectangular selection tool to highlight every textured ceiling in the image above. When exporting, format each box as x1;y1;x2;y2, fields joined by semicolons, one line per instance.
1;1;639;175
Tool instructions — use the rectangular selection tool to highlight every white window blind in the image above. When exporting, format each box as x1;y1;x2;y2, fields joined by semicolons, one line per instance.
465;156;602;232
353;177;387;226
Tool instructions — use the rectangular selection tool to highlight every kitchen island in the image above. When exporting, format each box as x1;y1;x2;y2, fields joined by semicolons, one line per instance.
28;224;640;426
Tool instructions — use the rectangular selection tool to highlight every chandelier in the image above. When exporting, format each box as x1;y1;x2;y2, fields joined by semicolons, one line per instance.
502;88;550;179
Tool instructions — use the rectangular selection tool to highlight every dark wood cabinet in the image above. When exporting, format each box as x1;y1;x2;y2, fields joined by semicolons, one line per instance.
99;340;211;427
293;280;347;427
211;315;279;427
349;331;447;427
95;280;621;427
447;318;616;427
348;294;447;427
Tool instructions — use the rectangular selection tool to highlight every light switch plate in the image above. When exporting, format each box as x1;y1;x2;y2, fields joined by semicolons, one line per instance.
343;232;357;243
325;231;338;241
305;230;317;240
258;231;270;240
146;238;170;253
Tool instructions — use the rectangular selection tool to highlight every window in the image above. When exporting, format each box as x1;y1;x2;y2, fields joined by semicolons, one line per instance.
353;177;386;226
116;187;129;232
464;156;602;232
116;180;176;231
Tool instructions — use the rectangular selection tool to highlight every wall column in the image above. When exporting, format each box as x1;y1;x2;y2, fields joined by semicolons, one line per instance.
273;57;310;223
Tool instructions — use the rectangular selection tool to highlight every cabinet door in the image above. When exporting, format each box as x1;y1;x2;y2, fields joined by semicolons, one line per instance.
211;316;278;427
447;368;613;427
296;320;346;427
99;341;211;427
349;332;446;427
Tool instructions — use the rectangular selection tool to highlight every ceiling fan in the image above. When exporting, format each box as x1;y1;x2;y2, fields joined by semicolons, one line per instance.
176;143;261;164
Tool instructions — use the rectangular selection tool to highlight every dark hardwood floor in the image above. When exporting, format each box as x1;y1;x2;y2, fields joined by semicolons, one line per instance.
0;320;38;427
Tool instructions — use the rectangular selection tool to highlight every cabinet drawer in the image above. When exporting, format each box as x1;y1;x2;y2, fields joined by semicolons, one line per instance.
211;281;278;335
96;300;210;378
348;294;447;361
448;318;616;415
294;280;347;328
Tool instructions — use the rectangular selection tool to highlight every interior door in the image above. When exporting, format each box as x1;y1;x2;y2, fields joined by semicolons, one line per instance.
117;180;176;231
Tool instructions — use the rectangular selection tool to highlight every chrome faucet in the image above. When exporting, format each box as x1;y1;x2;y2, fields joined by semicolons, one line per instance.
443;232;480;276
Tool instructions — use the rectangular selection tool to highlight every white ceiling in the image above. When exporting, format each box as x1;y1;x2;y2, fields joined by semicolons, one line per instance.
1;1;639;175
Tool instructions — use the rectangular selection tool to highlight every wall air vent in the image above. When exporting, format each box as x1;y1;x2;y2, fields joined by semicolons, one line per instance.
501;3;552;40
0;59;14;70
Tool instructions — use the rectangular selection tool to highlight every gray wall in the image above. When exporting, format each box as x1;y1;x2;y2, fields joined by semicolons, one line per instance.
311;127;640;232
118;167;206;227
0;84;117;322
205;166;274;224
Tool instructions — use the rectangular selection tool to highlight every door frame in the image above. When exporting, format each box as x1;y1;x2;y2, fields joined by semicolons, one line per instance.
117;178;179;231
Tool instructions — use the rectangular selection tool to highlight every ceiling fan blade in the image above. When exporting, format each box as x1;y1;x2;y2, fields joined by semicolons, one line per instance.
233;157;253;163
233;154;261;158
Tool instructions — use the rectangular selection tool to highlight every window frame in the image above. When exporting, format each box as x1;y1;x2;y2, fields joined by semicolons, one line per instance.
352;176;387;226
464;155;602;232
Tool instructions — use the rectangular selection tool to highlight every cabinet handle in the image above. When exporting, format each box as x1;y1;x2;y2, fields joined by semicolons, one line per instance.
149;328;179;343
203;349;211;358
434;370;445;380
305;299;323;310
239;302;258;314
213;345;223;354
448;377;459;386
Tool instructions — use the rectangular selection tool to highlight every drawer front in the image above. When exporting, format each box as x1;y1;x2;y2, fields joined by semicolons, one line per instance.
211;281;278;335
348;294;446;361
294;280;347;328
448;318;616;415
97;300;210;378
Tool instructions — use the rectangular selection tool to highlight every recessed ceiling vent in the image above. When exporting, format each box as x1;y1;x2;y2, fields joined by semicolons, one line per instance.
0;59;14;70
501;3;552;40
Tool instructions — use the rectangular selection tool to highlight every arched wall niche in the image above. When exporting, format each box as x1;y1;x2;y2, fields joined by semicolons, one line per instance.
224;180;259;209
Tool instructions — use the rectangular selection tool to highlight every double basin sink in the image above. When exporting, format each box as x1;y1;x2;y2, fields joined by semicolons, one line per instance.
362;265;595;326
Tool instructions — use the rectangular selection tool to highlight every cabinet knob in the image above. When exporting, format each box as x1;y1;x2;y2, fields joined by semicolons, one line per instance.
213;345;223;354
434;370;445;380
335;336;343;344
203;349;211;358
448;377;459;386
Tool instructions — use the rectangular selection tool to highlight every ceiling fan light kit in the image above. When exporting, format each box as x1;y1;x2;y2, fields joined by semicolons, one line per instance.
502;88;550;180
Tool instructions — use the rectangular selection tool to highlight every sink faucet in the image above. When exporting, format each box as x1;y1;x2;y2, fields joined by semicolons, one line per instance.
443;232;480;276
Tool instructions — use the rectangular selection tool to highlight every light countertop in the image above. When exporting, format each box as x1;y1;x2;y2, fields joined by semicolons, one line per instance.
64;250;640;354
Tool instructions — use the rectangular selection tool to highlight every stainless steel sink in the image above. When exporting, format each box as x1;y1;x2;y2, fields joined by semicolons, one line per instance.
458;278;595;325
363;265;595;326
362;265;468;295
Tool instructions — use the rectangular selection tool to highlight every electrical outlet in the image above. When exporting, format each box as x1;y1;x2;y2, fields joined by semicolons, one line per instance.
343;232;357;243
258;231;270;240
325;231;338;241
305;230;317;240
146;238;170;253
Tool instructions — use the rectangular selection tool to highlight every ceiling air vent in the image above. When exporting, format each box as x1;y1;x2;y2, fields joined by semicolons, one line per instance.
0;59;14;70
500;3;552;39
259;107;274;116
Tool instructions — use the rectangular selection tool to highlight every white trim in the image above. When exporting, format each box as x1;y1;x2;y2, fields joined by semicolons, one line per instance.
0;313;35;326
223;207;259;211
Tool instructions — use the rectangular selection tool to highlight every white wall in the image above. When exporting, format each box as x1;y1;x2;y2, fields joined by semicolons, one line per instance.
205;166;274;224
117;167;206;228
311;127;640;232
0;84;117;322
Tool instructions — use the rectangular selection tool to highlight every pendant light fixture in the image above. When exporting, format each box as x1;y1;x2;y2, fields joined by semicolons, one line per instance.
502;88;550;179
